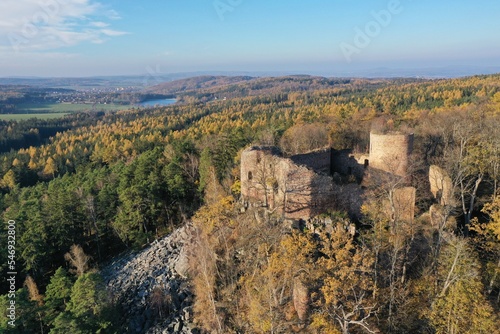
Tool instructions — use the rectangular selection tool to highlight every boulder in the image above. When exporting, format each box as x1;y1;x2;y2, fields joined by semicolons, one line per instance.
174;248;190;278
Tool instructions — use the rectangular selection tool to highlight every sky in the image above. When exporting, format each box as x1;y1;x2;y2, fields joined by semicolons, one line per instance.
0;0;499;77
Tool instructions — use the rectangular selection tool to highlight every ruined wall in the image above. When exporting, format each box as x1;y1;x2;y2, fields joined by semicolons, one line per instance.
281;161;321;219
332;183;364;220
284;162;338;219
241;146;337;220
241;134;417;222
290;149;332;175
369;132;414;177
331;149;366;181
240;146;285;209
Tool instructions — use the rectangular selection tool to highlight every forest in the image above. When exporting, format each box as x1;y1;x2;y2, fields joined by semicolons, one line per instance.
1;74;500;333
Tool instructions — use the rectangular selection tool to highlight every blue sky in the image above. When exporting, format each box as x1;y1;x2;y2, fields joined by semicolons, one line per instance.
0;0;499;77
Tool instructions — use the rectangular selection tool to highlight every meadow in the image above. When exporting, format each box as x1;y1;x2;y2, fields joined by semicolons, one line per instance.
0;102;129;120
0;113;70;120
17;102;127;113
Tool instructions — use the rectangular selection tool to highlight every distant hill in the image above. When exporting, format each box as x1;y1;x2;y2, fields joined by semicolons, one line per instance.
146;75;389;100
145;75;255;95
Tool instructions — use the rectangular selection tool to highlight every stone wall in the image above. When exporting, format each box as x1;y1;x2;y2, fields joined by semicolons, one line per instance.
290;148;332;175
241;146;338;220
241;146;287;210
331;149;366;182
369;132;414;177
283;163;335;219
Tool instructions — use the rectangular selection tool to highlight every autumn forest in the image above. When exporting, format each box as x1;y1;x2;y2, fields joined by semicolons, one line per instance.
1;74;500;333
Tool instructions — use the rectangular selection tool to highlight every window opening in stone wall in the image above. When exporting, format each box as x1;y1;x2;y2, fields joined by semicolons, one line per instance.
272;180;279;193
248;171;253;180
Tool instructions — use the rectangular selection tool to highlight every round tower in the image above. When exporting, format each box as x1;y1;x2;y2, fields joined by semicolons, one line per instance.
369;132;414;177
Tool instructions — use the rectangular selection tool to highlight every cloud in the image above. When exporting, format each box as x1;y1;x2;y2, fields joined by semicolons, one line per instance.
0;0;127;53
105;10;122;20
101;29;129;37
89;21;109;28
0;50;79;60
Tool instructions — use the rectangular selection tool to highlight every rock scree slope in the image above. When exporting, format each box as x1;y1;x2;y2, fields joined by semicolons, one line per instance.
101;224;198;334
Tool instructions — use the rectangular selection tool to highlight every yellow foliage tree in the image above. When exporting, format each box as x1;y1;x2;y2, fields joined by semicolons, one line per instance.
190;196;236;334
312;227;377;334
428;236;498;334
471;197;500;298
1;169;17;189
28;158;37;170
241;231;319;333
43;157;57;177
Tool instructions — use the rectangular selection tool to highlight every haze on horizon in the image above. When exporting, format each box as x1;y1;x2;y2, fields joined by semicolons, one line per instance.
0;0;499;78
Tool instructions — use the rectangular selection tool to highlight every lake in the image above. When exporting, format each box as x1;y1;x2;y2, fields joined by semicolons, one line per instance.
138;98;177;107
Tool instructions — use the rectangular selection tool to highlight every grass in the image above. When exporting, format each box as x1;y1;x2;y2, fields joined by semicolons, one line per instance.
0;113;71;121
0;102;131;121
16;102;129;113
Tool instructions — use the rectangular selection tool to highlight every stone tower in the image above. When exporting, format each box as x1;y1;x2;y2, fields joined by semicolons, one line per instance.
240;146;284;209
369;132;414;177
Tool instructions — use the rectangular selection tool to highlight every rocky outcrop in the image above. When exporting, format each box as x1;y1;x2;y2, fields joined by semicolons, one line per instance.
292;278;309;321
429;165;453;206
429;204;456;231
391;187;416;224
101;224;198;334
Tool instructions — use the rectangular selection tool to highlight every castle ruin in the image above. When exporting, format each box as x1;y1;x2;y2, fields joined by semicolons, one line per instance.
241;131;415;221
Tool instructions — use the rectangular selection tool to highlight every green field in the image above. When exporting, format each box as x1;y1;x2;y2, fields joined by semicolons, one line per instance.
0;113;71;121
17;102;128;113
0;102;132;121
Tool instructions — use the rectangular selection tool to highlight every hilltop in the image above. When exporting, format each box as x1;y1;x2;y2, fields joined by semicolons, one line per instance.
1;73;500;333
